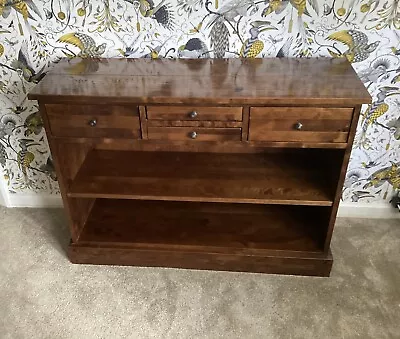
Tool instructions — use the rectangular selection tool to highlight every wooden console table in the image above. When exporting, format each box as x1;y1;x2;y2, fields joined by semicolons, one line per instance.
28;58;370;276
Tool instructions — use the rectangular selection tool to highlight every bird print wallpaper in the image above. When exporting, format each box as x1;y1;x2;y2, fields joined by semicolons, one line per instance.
0;0;399;204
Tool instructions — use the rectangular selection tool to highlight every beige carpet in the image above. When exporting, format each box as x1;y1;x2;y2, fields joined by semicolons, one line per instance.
0;206;399;339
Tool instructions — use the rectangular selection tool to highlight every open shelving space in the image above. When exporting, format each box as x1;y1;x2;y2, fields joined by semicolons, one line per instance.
69;199;334;275
67;148;340;274
77;199;330;254
68;149;343;206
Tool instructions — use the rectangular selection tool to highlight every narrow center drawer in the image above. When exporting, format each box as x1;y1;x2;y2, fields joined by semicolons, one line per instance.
46;104;140;138
146;106;243;121
147;127;242;141
249;107;353;143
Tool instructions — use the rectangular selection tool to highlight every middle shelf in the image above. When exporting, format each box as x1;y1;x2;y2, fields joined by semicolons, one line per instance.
67;148;342;206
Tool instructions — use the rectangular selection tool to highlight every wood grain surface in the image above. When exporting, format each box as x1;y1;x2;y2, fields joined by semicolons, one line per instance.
69;244;333;276
146;106;243;121
46;104;140;138
78;199;328;253
147;127;242;141
67;149;339;206
28;58;371;106
69;199;332;276
249;107;353;142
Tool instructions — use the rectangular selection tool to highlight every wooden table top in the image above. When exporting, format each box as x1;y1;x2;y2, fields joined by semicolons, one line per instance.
28;57;371;106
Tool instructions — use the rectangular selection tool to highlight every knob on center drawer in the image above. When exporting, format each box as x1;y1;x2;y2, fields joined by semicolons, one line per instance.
189;131;197;139
294;122;303;130
88;118;97;127
188;111;198;118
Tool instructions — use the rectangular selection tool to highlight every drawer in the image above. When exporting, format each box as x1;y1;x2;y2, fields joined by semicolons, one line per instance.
249;107;353;143
146;106;243;121
147;127;242;141
46;104;140;138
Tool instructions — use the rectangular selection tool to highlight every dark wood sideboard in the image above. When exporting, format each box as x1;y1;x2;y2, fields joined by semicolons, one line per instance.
28;57;371;276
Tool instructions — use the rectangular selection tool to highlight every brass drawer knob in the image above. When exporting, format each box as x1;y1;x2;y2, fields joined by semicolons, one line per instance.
189;131;197;139
188;111;198;118
88;119;97;127
294;122;303;130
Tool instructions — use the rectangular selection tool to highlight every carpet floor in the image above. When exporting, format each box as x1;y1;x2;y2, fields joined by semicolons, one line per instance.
0;206;399;339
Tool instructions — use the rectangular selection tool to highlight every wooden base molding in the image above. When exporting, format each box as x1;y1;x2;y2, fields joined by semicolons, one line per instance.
69;244;333;277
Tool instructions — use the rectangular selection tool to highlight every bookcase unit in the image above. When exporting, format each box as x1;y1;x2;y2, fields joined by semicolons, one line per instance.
28;57;371;276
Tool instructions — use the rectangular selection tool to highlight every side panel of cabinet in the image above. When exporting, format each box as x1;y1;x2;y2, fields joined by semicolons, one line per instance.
39;103;94;242
324;105;362;250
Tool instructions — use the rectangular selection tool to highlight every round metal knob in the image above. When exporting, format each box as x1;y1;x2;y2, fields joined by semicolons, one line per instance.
294;122;303;130
189;131;197;139
188;111;198;119
88;119;97;127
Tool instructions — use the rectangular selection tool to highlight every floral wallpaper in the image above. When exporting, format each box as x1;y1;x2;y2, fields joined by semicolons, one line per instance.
0;0;399;203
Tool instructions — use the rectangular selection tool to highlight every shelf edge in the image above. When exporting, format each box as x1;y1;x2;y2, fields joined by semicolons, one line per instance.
66;192;334;206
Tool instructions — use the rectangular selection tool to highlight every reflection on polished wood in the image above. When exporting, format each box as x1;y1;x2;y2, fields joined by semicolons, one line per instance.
29;58;371;106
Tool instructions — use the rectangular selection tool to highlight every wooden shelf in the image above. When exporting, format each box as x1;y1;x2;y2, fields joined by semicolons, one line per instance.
77;199;329;255
68;150;337;206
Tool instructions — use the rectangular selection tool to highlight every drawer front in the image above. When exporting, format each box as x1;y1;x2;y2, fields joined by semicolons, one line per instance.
146;106;243;121
46;104;140;138
249;107;353;143
147;127;242;141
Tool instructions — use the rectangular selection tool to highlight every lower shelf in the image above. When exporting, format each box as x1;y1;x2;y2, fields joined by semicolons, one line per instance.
70;199;333;276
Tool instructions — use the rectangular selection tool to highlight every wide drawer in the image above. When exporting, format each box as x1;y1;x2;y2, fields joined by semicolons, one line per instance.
46;104;140;138
249;107;353;143
146;106;243;121
147;127;242;141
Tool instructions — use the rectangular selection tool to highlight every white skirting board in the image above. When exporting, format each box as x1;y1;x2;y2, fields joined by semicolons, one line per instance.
0;180;8;207
4;193;63;208
337;202;400;219
0;193;399;219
